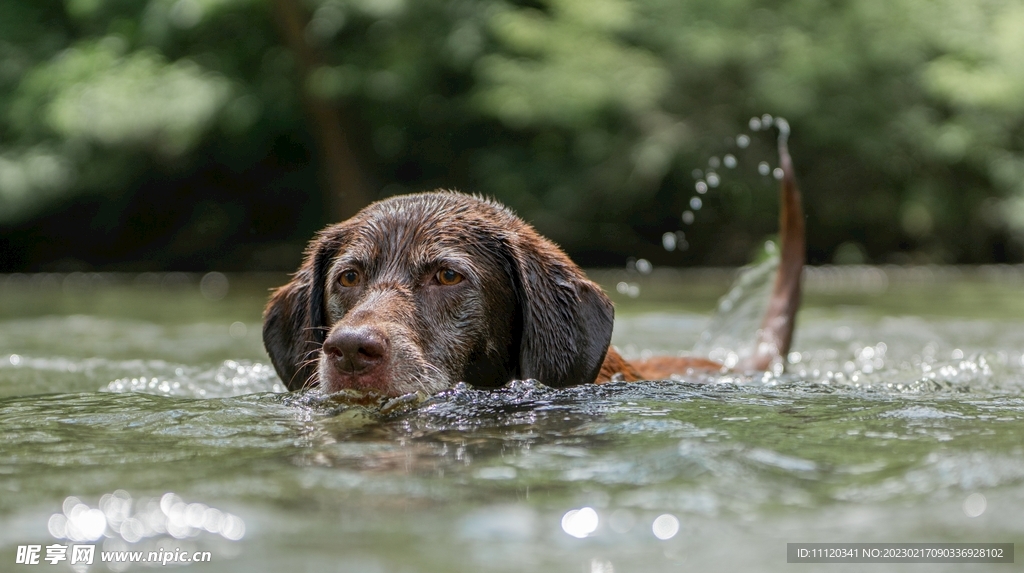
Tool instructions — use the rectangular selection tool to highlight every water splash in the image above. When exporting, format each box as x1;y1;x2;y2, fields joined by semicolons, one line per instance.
692;245;779;369
662;114;788;264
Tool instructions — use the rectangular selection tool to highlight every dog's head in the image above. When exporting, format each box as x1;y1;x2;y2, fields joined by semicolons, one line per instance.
262;191;614;397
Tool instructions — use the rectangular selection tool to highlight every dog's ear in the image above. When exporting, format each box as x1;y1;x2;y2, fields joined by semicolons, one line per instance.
507;230;614;387
262;232;341;390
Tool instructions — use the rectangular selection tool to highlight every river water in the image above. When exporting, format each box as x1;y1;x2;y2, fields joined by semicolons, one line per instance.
1;267;1022;571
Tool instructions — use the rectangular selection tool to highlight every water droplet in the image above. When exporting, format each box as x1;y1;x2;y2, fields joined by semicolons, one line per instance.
773;167;784;180
635;258;653;275
690;197;703;210
758;162;770;176
561;507;599;538
691;169;703;179
761;113;773;127
706;172;720;188
775;117;790;137
200;272;229;301
723;154;737;168
652;514;680;540
220;514;246;540
963;493;986;517
617;281;641;297
662;232;677;251
749;117;762;131
736;134;750;148
229;321;247;338
708;156;721;168
48;514;68;539
695;181;708;194
681;210;695;224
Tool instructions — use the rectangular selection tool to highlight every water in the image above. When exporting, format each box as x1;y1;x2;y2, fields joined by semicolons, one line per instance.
2;269;1024;571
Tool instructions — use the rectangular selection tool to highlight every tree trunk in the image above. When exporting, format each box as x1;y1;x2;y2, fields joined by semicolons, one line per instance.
271;0;371;222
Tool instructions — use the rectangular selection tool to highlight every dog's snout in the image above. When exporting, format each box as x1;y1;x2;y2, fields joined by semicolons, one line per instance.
323;326;388;374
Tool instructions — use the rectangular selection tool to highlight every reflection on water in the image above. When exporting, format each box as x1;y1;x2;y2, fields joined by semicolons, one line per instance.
49;491;244;544
1;271;1024;571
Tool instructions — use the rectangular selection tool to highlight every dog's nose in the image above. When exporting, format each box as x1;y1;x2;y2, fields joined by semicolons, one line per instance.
323;326;388;373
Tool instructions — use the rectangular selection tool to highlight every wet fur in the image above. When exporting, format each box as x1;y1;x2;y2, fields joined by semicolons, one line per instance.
263;193;614;396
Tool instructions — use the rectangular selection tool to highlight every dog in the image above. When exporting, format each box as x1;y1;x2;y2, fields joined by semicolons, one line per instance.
262;136;803;397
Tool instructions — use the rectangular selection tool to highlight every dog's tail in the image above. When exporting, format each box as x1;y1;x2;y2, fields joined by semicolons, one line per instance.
740;120;805;371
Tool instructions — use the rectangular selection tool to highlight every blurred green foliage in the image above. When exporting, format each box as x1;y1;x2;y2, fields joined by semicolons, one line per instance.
1;0;1023;270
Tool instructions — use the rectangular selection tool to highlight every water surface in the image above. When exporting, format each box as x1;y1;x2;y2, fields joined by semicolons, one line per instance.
2;269;1023;571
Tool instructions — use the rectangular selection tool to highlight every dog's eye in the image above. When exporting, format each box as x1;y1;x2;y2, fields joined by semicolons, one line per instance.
339;270;361;287
436;269;464;286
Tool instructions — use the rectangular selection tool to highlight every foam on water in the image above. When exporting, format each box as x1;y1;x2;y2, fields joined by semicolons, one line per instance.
104;360;285;397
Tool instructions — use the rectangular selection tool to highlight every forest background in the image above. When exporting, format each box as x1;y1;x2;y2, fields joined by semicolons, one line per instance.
2;0;1023;272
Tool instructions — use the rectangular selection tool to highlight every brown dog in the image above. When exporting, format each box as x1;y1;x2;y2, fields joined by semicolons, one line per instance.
263;136;803;397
